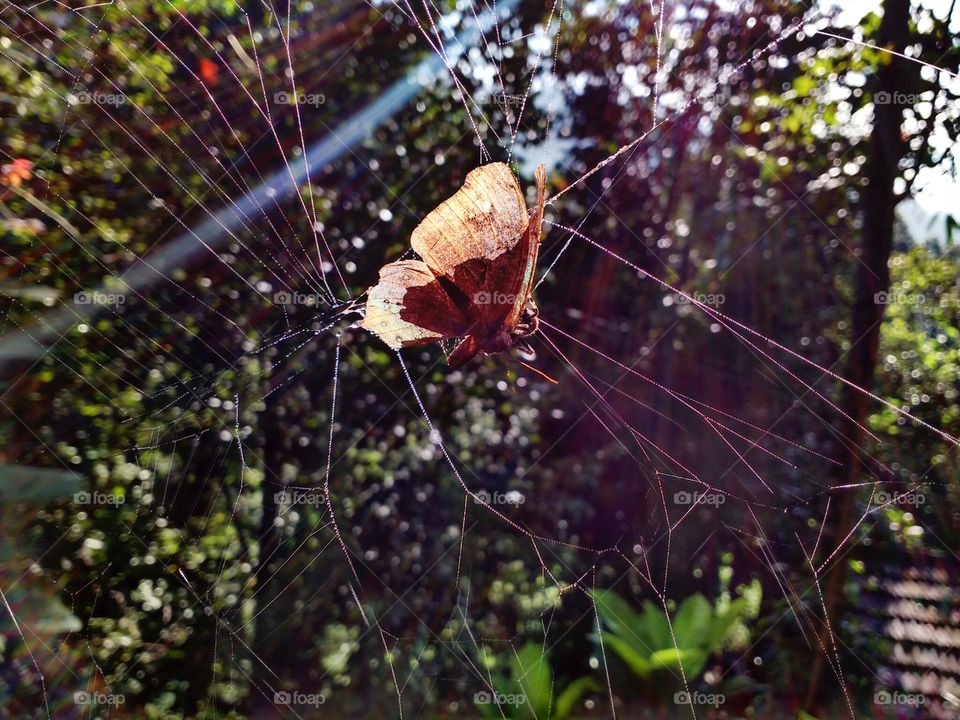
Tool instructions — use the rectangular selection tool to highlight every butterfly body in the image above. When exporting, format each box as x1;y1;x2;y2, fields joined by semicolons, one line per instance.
363;162;546;367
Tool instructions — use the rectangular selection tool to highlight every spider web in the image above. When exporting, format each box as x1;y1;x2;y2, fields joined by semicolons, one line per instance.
0;0;958;718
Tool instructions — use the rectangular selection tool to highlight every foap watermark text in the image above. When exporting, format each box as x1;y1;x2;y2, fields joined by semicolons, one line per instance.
673;490;726;507
74;691;125;706
75;291;125;306
274;690;326;707
274;91;325;107
674;691;725;707
474;690;526;707
274;489;326;507
474;490;525;506
74;491;124;506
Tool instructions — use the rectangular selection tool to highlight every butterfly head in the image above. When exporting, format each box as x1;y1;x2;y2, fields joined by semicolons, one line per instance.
511;297;540;339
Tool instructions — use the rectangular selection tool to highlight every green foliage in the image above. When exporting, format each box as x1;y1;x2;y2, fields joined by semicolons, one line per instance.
477;642;598;720
0;466;83;707
867;245;960;547
593;580;762;682
871;247;960;438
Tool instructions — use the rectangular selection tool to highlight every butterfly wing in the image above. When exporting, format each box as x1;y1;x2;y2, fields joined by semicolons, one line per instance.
411;162;545;343
364;163;545;360
362;259;469;349
410;163;528;289
505;164;546;330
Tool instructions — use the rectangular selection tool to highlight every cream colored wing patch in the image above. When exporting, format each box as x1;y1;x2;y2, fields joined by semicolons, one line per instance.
361;260;468;349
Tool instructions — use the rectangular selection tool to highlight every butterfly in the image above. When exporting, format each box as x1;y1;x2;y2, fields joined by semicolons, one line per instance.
362;162;546;368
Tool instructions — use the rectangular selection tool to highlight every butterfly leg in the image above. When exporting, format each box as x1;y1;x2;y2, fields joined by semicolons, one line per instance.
514;339;536;358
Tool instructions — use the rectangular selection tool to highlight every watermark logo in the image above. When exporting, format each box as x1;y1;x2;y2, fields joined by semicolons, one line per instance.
274;291;322;307
274;690;326;707
874;291;926;305
674;691;725;707
74;491;124;506
474;291;519;305
875;490;925;506
74;291;125;306
74;691;125;706
874;690;925;707
874;91;921;105
474;490;525;506
274;489;326;507
673;490;726;507
273;91;325;107
72;90;127;106
474;690;526;707
670;292;726;307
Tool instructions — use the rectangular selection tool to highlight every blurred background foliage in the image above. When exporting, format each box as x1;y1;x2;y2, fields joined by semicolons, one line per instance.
1;0;959;718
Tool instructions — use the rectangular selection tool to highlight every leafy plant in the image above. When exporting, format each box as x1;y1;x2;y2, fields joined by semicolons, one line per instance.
476;642;598;719
593;580;762;682
0;465;83;713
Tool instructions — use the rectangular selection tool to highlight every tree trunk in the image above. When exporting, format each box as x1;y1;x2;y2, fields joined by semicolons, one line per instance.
804;0;914;709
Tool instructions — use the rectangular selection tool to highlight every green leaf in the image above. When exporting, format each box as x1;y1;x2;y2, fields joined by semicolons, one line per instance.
707;579;762;650
594;590;658;656
598;634;652;678
639;601;674;651
673;594;712;649
511;643;553;718
706;597;748;650
552;676;599;720
593;590;637;637
649;647;707;678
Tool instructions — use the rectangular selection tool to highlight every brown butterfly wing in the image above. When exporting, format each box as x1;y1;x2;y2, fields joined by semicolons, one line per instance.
432;239;528;344
364;163;546;361
361;260;469;349
452;163;547;342
411;162;545;344
410;162;528;291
